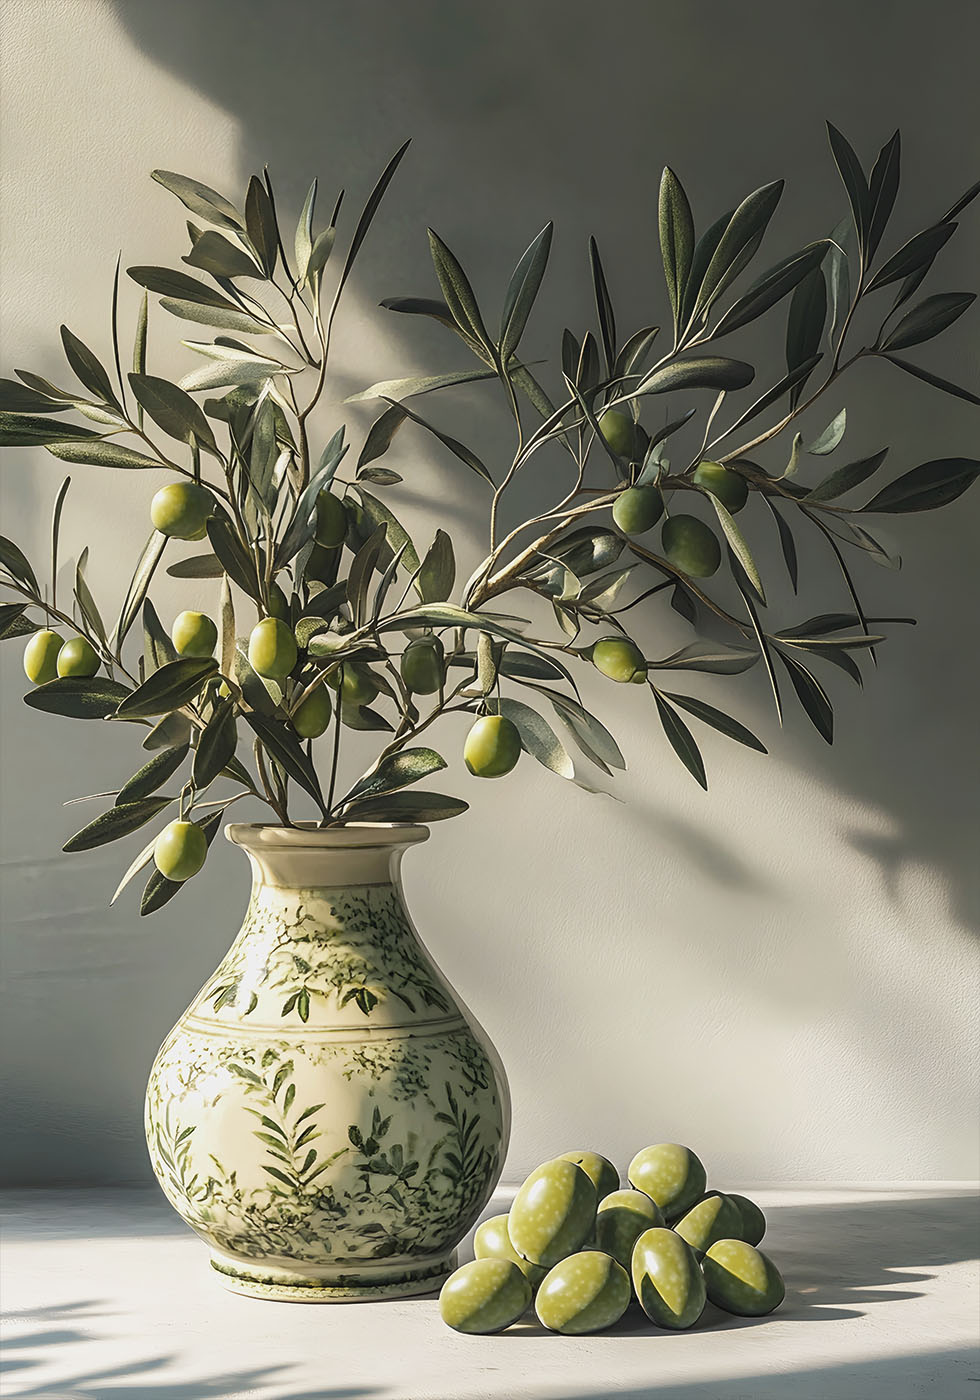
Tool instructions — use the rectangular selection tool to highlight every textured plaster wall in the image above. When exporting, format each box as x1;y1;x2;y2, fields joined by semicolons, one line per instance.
1;0;978;1186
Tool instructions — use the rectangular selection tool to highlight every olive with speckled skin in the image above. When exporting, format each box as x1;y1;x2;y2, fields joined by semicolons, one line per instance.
674;1192;745;1257
702;1239;785;1316
631;1227;706;1329
438;1258;531;1334
508;1159;598;1269
558;1151;619;1203
535;1251;631;1335
473;1214;548;1288
628;1143;706;1221
729;1194;766;1247
594;1189;664;1268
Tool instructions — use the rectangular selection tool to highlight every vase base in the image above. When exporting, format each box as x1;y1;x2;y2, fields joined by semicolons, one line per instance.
209;1249;457;1302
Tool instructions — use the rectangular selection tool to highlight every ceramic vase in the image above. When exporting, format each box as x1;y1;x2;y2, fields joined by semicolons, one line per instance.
144;822;509;1301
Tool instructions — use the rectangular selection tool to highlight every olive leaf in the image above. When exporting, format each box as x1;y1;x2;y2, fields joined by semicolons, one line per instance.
25;676;132;719
659;166;695;337
496;697;574;779
128;374;220;455
417;530;455;603
115;657;218;719
193;698;238;788
0;413;100;447
335;790;468;823
117;744;189;804
427;228;493;358
652;690;707;789
878;293;975;352
862;458;980;513
63;795;175;853
340;747;448;811
245;712;326;815
45;441;163;470
776;649;834;744
500;222;553;361
637;357;754;397
662;692;766;753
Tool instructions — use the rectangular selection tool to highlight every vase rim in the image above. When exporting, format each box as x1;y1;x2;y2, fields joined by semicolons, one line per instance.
225;821;430;852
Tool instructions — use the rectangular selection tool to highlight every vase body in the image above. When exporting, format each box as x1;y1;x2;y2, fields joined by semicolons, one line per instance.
144;822;509;1301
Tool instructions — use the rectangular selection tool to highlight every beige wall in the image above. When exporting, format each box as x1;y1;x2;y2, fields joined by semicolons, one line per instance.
1;0;978;1185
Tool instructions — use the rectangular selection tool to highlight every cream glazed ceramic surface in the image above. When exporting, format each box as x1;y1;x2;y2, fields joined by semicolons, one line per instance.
144;823;510;1301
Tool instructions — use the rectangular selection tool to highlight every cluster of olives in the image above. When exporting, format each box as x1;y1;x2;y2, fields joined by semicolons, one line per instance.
599;410;749;580
23;630;101;683
439;1143;784;1336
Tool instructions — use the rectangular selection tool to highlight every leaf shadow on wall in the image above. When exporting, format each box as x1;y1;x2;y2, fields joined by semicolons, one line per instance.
107;0;980;937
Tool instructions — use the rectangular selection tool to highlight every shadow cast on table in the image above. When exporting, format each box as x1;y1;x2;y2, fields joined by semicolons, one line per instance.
3;1194;976;1398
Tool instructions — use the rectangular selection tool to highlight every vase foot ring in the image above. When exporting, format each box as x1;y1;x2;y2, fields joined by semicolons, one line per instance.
210;1252;456;1302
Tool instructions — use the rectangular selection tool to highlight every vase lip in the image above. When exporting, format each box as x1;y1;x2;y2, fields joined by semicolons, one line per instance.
224;821;430;852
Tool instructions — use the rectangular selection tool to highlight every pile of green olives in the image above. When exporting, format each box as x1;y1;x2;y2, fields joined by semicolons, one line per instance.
439;1142;784;1335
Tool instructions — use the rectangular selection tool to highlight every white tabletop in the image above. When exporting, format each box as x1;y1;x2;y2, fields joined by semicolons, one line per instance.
2;1185;977;1399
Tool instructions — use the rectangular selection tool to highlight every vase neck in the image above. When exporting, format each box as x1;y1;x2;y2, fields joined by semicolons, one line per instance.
225;823;429;891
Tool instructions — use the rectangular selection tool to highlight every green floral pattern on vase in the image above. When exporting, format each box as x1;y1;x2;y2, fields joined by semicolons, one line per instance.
144;823;509;1300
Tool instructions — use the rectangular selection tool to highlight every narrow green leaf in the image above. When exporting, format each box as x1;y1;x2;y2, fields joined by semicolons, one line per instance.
786;267;826;407
662;692;767;753
0;602;35;639
192;698;238;788
866;130;901;260
500;222;553;361
880;293;975;352
166;553;224;579
142;711;193;750
711;240;828;338
653;691;707;789
0;413;99;446
807;409;846;456
806;447;888;503
776;649;834;743
60;326;120;408
865;222;956;293
357;490;420;573
862;457;979;513
659;166;695;336
25;676;131;719
497;697;574;779
883;354;980;406
128;265;241;308
721;355;823;439
588;235;616;374
159;297;273;335
0;535;39;593
703;495;764;603
335;790;468;823
0;378;67;413
653;641;758;675
244;174;278;277
346;366;498;403
183;230;262;280
341;747;448;810
45;441;163;470
427;227;493;355
731;558;781;721
128;374;220;455
205;516;260;600
417;529;455;603
74;548;107;645
637;356;754;397
379;397;493;486
694;180;784;319
761;495;798;593
64;795;174;853
246;712;327;814
117;744;189;804
115;657;218;719
334;141;410;307
151;170;244;230
826;123;870;246
115;532;167;650
358;404;407;468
